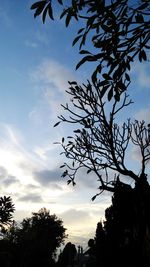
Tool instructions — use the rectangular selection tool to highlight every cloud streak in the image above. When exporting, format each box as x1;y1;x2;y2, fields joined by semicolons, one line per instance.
29;59;76;126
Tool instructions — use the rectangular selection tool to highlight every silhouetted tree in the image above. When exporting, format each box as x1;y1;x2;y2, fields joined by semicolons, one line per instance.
94;178;150;266
0;196;15;231
31;0;150;100
55;90;150;197
3;208;67;267
54;63;149;266
0;197;15;267
30;0;150;194
58;242;77;267
95;221;106;266
30;1;150;265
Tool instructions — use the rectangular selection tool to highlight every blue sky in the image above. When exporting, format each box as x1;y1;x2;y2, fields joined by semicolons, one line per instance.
0;0;150;247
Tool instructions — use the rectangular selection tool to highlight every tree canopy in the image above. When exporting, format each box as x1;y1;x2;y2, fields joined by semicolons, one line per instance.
0;196;15;229
30;0;150;196
2;208;67;267
31;0;150;100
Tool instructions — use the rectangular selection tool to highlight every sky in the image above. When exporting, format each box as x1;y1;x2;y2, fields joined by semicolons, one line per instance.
0;0;150;248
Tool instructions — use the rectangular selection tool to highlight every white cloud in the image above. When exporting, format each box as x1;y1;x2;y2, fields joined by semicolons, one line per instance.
25;40;38;48
28;59;78;165
0;122;77;206
0;123;65;194
29;59;76;128
0;124;41;185
134;108;150;123
31;59;74;93
0;122;112;248
132;62;150;89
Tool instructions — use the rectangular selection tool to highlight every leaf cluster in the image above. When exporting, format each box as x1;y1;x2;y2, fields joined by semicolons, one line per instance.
31;0;150;100
31;0;150;195
0;196;15;227
1;208;67;266
31;0;55;23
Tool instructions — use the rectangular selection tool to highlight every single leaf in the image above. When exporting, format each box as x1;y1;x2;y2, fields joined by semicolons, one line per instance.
76;56;95;70
100;85;110;97
65;12;71;27
125;73;130;81
33;1;46;18
60;164;65;168
91;194;98;201
79;50;91;55
72;35;82;46
141;50;147;61
139;50;147;62
91;69;97;85
48;3;54;20
31;1;45;10
74;129;81;133
77;28;84;34
114;92;120;101
108;87;113;101
60;8;68;19
42;6;48;23
53;121;60;127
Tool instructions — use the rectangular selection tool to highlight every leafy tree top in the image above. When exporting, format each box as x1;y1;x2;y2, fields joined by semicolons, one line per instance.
0;196;15;228
30;1;150;198
31;0;150;100
5;208;67;254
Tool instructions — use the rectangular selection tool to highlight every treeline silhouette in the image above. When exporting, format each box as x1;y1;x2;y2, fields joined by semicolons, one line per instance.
1;179;150;267
0;207;66;267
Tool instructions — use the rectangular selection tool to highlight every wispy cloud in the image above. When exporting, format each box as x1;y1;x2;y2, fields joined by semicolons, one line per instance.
34;168;60;183
25;40;38;48
18;193;43;203
35;30;49;46
0;6;12;27
132;61;150;89
134;107;150;123
31;59;74;93
0;123;65;197
29;59;75;128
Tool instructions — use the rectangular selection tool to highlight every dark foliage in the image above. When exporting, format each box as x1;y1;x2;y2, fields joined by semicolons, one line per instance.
0;208;67;267
0;196;15;228
57;242;77;267
30;0;150;195
30;2;150;264
95;177;150;266
31;0;150;100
